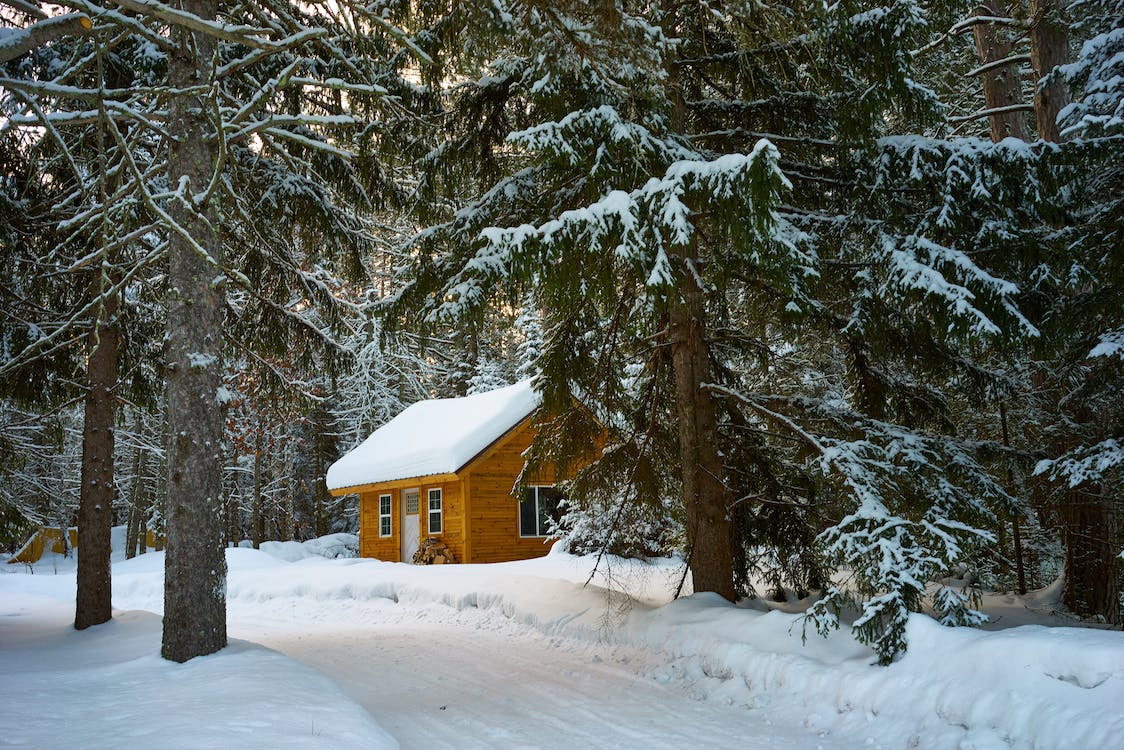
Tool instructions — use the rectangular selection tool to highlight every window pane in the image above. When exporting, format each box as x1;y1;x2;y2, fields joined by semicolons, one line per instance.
405;493;419;514
537;487;564;536
519;487;538;536
378;494;392;537
428;489;442;533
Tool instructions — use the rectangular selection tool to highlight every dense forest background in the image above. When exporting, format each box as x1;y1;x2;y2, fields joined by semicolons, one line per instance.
1;0;1120;662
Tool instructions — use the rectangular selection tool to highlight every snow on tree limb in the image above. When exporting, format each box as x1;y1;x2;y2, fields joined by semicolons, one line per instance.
0;14;92;64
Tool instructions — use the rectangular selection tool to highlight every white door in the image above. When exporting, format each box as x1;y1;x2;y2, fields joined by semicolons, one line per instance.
401;489;420;563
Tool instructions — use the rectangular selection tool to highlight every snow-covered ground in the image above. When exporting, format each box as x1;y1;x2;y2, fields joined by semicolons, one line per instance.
2;532;1121;750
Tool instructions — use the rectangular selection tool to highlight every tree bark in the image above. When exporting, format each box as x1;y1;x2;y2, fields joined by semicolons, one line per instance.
137;446;151;554
1028;0;1070;142
662;6;735;601
161;0;227;662
999;403;1027;594
125;442;147;559
668;262;736;601
1029;1;1116;622
75;286;118;630
1062;488;1120;624
125;503;137;560
252;428;264;549
971;1;1030;141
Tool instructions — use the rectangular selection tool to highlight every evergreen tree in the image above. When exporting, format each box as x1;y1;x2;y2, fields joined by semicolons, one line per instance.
392;0;1063;661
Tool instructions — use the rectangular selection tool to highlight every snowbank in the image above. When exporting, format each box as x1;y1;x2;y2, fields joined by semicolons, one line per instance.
0;594;397;749
259;533;360;562
98;546;1124;749
3;538;1120;750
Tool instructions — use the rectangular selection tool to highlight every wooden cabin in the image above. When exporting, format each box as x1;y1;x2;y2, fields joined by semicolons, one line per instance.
326;380;573;564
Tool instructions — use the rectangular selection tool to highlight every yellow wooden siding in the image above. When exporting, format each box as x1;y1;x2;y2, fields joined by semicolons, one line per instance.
359;491;401;562
358;481;467;563
464;420;558;564
417;480;466;563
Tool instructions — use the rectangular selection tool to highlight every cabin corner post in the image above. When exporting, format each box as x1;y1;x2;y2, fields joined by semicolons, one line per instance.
462;473;473;564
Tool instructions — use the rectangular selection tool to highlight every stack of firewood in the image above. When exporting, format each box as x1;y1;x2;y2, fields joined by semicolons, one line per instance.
412;538;457;565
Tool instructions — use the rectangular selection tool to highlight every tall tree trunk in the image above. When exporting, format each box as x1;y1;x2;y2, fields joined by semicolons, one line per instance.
161;0;227;662
137;446;150;555
228;493;238;546
663;10;735;601
971;0;1030;141
1062;488;1120;624
1029;0;1070;142
252;427;264;549
125;442;146;560
125;503;138;561
999;403;1027;594
668;260;735;601
75;286;118;630
1028;1;1118;621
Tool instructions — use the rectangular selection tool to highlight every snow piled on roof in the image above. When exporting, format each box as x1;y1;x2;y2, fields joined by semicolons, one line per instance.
326;380;541;490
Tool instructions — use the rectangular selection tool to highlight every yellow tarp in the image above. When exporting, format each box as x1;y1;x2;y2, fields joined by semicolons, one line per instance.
6;527;162;563
8;527;78;564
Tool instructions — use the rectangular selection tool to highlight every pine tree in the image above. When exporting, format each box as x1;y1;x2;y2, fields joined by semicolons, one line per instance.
391;0;1055;661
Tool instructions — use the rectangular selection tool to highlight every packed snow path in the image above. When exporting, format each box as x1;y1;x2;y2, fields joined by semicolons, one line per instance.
241;612;854;750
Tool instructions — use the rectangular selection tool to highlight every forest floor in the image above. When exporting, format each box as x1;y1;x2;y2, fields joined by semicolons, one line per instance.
1;532;1121;749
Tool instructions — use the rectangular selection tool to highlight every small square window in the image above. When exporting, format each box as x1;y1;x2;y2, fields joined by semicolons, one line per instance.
428;488;442;534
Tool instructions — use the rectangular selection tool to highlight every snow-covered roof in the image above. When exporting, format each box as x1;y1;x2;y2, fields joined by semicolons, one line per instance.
326;380;542;491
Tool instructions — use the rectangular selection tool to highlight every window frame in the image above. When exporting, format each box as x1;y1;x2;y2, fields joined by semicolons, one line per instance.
519;485;562;538
378;493;393;538
427;488;443;534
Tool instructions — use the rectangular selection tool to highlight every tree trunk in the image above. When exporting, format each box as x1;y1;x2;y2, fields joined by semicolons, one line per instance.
1062;488;1120;624
663;11;735;601
1028;0;1113;619
125;443;147;560
1029;0;1070;142
137;446;150;555
971;0;1030;141
75;285;118;630
999;403;1027;594
668;270;735;601
252;428;264;549
161;0;227;662
125;503;138;561
228;493;239;547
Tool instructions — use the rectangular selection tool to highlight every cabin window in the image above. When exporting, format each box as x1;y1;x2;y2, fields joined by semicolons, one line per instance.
428;488;442;534
378;494;392;537
520;486;564;538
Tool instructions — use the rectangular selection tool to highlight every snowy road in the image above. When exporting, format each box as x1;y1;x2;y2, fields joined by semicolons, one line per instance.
239;607;851;750
6;542;1122;750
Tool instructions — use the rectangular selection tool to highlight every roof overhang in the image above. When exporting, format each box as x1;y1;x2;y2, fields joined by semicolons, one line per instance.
328;472;461;497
